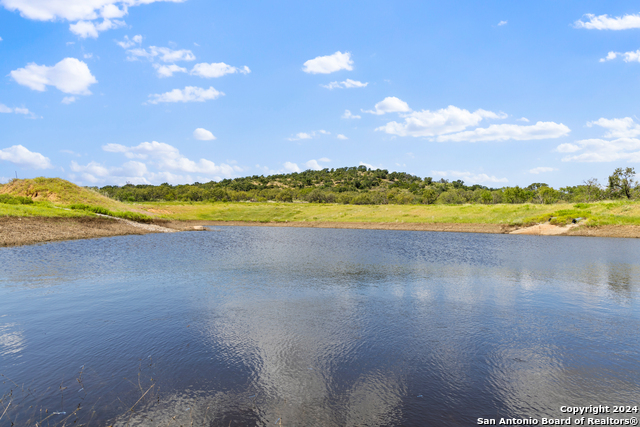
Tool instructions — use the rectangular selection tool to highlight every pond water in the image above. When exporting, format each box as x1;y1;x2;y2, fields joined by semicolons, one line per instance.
1;227;639;426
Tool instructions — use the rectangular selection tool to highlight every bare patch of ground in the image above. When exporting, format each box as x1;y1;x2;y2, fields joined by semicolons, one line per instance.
0;217;173;247
510;222;578;236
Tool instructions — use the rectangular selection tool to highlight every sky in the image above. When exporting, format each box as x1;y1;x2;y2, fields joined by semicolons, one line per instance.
2;1;640;188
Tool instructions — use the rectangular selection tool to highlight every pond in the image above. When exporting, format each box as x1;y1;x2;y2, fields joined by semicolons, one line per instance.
1;227;639;426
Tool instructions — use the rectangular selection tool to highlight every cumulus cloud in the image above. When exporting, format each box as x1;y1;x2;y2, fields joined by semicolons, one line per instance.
70;18;124;38
0;103;36;116
574;13;640;30
556;143;581;153
363;97;411;115
147;86;223;104
305;160;322;170
529;167;557;174
61;96;76;104
337;134;348;140
303;51;353;74
560;138;640;162
431;170;508;184
517;117;530;122
0;145;52;169
436;121;570;142
599;51;619;62
73;140;241;184
126;46;195;62
560;116;640;162
10;57;97;95
193;128;215;140
373;103;566;142
1;0;186;37
116;34;142;49
497;20;507;26
587;116;640;138
321;79;368;89
283;161;300;173
342;109;361;119
599;49;640;63
359;161;377;170
190;62;250;78
377;105;502;137
287;130;330;141
153;64;187;78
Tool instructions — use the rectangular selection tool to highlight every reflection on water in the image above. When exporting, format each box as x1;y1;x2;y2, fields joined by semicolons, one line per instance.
0;227;639;426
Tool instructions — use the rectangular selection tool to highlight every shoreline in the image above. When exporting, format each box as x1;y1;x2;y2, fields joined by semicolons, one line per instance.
2;217;640;247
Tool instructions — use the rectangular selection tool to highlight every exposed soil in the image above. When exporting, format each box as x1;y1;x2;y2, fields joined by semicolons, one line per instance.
0;216;171;247
2;218;639;248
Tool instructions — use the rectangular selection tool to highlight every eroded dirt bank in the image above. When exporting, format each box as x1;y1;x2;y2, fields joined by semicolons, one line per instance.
0;216;170;247
2;217;640;248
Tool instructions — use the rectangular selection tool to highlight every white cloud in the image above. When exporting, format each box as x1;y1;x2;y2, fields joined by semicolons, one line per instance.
302;51;353;74
497;20;507;26
190;62;250;78
147;86;223;104
574;13;640;30
83;53;93;59
529;167;557;174
363;96;411;115
337;134;348;140
431;170;508;184
598;49;640;63
10;57;97;95
116;34;142;49
556;143;581;153
321;79;368;89
319;157;330;162
193;128;215;140
1;0;186;37
0;103;35;116
99;141;239;178
0;36;3;41
560;138;640;162
287;130;330;141
377;105;499;137
126;46;195;62
305;160;322;170
0;145;52;169
517;117;530;122
587;116;640;138
61;96;76;104
436;121;570;142
283;161;300;173
69;18;124;38
153;63;187;77
342;109;361;119
600;51;619;62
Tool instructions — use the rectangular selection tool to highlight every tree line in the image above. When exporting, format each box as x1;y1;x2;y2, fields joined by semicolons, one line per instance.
96;166;639;205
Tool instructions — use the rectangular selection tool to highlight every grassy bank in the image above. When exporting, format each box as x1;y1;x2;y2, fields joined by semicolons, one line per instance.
134;200;640;226
3;178;640;227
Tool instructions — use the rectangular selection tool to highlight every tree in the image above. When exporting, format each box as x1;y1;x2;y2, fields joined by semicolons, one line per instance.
608;167;636;199
582;178;601;202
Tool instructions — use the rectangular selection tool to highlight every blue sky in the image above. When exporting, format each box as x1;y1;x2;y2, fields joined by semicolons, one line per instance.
2;1;640;187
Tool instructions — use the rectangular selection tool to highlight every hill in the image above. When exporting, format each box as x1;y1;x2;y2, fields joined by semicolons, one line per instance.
1;177;122;209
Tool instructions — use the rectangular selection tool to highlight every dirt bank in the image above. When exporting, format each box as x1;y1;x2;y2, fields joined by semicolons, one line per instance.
2;218;640;248
0;216;173;247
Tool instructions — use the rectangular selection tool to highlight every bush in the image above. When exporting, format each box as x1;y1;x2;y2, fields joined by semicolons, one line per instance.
0;194;34;205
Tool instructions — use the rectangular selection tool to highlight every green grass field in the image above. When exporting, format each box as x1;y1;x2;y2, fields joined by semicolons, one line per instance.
134;200;640;226
3;178;640;227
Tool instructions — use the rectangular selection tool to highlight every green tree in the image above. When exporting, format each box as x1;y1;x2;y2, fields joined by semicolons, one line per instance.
608;167;636;199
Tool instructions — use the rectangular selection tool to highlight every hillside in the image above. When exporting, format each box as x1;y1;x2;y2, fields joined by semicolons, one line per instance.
1;177;124;209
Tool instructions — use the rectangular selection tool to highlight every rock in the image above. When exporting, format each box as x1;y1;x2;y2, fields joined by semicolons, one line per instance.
193;225;205;231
